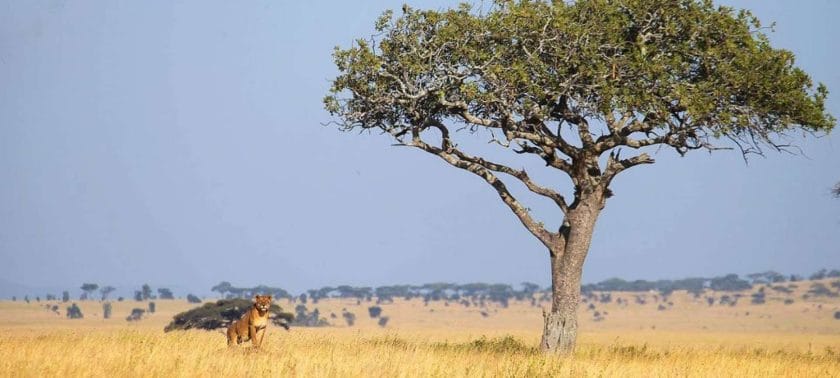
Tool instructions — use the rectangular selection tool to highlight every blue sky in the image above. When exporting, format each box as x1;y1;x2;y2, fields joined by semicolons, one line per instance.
1;0;838;297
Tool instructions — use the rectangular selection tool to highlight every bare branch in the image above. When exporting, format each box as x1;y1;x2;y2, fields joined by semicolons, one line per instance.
406;124;558;247
602;149;655;184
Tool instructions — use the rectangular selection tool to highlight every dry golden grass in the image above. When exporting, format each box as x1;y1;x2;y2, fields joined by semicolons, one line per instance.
2;283;840;377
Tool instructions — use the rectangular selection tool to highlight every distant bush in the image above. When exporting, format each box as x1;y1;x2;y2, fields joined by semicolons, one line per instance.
342;310;356;326
807;283;838;298
157;288;175;300
292;305;329;327
634;295;646;305
378;316;390;327
186;294;202;304
148;302;156;313
751;291;766;305
834;311;840;320
771;285;793;294
103;302;112;319
368;306;382;318
126;308;145;321
784;299;794;305
66;303;83;319
164;299;293;332
810;269;828;281
710;274;752;292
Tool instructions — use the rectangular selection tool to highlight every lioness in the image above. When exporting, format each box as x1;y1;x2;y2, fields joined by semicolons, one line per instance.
227;294;272;348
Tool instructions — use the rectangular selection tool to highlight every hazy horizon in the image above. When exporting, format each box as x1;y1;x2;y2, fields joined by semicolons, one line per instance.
2;1;838;297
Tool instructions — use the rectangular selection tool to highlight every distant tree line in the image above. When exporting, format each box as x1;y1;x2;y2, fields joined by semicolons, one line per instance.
300;282;543;308
210;282;291;299
582;270;840;296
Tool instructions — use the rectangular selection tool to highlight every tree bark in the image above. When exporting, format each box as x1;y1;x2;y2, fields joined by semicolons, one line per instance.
540;193;602;354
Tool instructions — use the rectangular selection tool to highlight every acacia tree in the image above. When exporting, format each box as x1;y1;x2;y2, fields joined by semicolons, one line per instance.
80;283;98;300
325;0;834;353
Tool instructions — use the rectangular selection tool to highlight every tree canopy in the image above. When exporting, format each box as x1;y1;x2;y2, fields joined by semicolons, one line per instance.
326;0;834;246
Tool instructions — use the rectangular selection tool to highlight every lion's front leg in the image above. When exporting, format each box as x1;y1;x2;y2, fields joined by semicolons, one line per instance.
249;325;257;347
254;327;267;348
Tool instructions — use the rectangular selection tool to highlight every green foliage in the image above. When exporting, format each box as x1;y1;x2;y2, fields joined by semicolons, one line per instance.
326;0;833;158
164;299;293;332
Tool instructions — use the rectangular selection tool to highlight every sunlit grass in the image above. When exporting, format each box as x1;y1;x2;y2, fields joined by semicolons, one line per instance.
1;328;838;377
2;283;839;377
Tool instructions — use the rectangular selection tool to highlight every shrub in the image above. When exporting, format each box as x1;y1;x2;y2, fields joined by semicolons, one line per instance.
751;291;766;305
186;294;202;304
378;316;390;327
771;285;793;294
126;308;145;321
807;283;838;298
164;298;294;332
368;306;382;318
342;310;356;326
102;302;112;319
66;303;83;319
710;274;752;291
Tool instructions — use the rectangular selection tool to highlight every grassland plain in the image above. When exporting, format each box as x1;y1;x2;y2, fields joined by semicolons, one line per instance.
1;282;839;377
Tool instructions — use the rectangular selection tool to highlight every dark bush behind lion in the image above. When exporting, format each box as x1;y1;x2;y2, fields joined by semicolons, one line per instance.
164;298;293;333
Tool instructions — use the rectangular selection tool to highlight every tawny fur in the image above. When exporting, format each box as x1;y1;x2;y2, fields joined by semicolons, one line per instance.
226;295;272;348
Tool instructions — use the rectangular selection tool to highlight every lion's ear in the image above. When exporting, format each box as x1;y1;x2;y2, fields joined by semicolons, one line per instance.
267;295;272;300
254;295;261;301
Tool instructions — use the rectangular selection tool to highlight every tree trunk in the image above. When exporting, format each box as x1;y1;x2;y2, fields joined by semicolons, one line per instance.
540;194;602;354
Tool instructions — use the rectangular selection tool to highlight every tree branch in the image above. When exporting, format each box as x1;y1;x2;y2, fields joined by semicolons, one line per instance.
602;149;655;184
406;123;558;247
